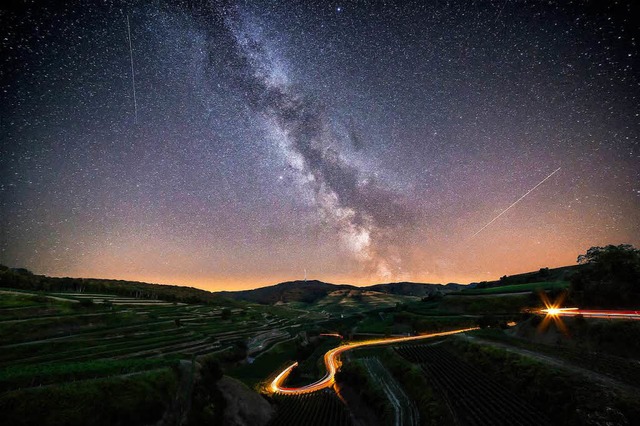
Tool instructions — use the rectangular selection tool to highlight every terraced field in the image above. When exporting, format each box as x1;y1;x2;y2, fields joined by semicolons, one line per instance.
0;290;300;386
288;289;420;316
466;331;640;388
1;286;354;426
395;343;549;426
268;389;352;426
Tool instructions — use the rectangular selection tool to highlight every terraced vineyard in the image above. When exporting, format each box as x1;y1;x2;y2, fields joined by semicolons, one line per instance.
0;290;299;385
360;357;418;426
395;344;549;426
268;389;352;426
468;332;640;388
0;286;344;426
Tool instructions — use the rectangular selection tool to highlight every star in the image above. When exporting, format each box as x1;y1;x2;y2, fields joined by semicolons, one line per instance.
0;0;637;290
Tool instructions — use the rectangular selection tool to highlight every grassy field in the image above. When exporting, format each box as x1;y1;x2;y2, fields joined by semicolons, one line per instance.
288;290;419;315
229;339;298;388
355;313;397;334
439;293;534;315
451;281;569;295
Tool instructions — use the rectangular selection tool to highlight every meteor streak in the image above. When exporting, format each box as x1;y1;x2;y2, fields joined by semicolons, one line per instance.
472;167;561;238
126;14;138;124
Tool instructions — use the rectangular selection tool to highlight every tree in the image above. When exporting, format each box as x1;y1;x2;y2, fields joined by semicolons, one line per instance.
570;244;640;308
538;267;550;278
577;244;639;268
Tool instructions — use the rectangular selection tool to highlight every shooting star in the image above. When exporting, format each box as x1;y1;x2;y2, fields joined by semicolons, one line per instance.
126;14;137;124
471;167;561;238
494;0;509;24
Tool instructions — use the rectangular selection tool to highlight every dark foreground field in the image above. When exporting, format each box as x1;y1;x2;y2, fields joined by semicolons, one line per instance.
1;256;640;426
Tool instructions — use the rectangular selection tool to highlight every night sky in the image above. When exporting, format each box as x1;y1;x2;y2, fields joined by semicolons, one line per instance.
1;1;638;291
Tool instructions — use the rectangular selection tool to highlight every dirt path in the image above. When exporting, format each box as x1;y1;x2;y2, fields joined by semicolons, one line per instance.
0;289;79;303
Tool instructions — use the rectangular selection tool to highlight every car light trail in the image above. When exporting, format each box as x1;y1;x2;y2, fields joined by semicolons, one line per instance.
269;327;479;394
539;307;640;320
319;333;343;339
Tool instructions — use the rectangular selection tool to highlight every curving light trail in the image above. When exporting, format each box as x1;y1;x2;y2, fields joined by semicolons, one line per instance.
269;327;479;394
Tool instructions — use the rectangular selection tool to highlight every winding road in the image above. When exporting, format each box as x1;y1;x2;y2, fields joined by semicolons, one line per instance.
269;327;479;394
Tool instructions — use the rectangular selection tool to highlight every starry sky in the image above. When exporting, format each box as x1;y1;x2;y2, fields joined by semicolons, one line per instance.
1;0;638;291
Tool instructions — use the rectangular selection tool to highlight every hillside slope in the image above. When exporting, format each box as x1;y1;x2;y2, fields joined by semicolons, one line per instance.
219;280;463;305
218;280;356;304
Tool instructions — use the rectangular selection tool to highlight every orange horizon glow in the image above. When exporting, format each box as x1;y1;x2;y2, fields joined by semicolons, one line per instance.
15;231;636;292
31;257;585;293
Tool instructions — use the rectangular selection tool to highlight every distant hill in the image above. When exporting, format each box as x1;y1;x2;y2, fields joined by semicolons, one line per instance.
0;263;584;307
219;265;585;306
219;280;464;305
0;265;233;306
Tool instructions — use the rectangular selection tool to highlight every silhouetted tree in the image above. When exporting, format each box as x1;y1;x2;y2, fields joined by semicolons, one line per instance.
570;244;640;308
539;267;550;278
476;281;489;289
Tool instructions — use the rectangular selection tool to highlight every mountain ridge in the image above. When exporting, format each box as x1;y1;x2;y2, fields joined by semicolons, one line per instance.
216;264;583;305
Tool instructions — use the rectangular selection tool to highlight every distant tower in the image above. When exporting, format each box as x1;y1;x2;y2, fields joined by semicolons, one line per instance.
304;268;307;283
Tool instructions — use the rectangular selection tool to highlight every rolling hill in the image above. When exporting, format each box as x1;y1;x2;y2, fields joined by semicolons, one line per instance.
218;280;355;305
362;281;466;296
218;280;466;306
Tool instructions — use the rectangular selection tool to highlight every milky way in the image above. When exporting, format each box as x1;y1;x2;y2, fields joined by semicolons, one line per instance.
222;8;417;278
1;1;638;290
